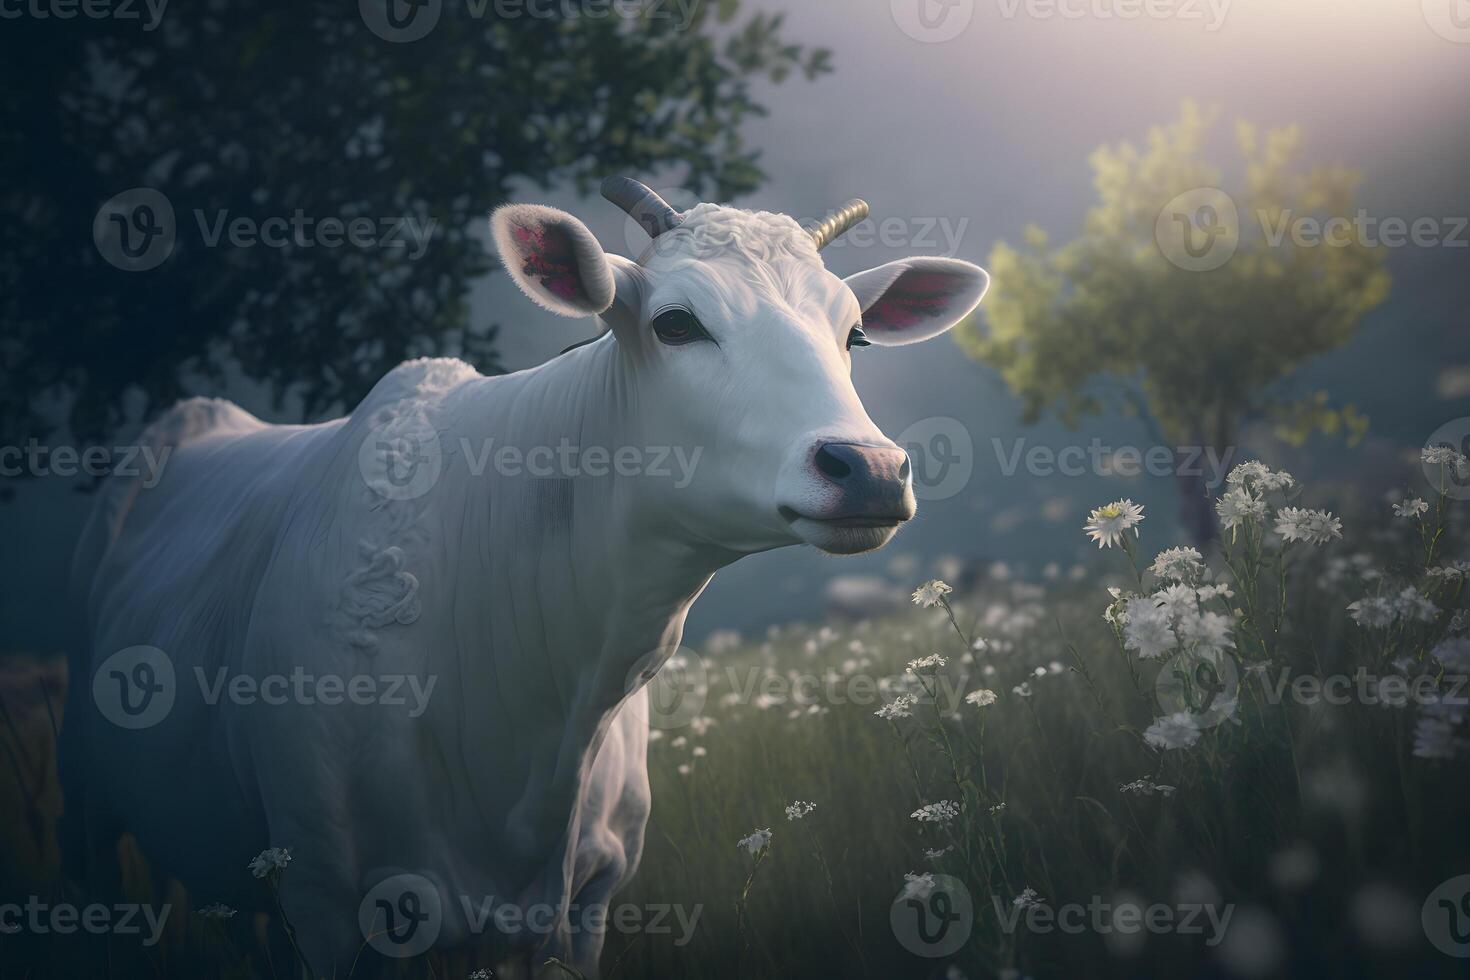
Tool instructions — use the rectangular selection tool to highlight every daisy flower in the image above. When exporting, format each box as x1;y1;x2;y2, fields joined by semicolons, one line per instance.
911;580;953;608
1124;600;1177;661
1083;499;1145;549
1393;498;1428;519
965;688;998;708
902;872;937;901
1274;507;1342;545
1178;609;1235;653
1149;546;1205;582
1227;460;1294;492
247;847;291;879
1215;487;1266;530
1143;712;1202;751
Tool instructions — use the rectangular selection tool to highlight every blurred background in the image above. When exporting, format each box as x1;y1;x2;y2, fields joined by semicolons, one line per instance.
2;0;1468;645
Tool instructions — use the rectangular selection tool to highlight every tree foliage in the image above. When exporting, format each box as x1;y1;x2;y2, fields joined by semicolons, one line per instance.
0;0;829;450
955;102;1389;464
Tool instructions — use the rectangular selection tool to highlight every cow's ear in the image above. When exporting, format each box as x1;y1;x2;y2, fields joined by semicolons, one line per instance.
844;257;989;346
491;204;614;317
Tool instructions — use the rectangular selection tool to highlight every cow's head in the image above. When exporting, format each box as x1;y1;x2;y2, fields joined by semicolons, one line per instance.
490;178;988;557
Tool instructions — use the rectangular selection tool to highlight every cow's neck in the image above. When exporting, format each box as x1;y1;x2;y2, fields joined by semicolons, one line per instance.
433;336;735;884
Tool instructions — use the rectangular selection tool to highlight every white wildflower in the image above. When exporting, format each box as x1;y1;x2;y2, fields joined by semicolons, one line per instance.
1227;460;1294;492
988;802;1007;815
1120;778;1177;797
247;847;291;879
965;688;998;708
1124;598;1176;660
784;800;816;822
906;654;948;673
1149;546;1206;582
195;904;237;920
923;846;952;860
737;828;772;854
1423;445;1469;469
1144;712;1203;751
691;746;707;757
1274;507;1342;545
911;801;961;825
875;694;917;720
1178;609;1235;654
1347;596;1395;628
1215;486;1267;530
1394;587;1439;623
1012;887;1044;909
1393;498;1429;519
1083;499;1145;549
902;872;938;901
1012;682;1033;697
911;580;953;608
1152;584;1197;621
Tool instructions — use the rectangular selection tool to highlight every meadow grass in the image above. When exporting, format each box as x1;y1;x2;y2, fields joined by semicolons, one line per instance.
4;459;1469;979
606;461;1470;979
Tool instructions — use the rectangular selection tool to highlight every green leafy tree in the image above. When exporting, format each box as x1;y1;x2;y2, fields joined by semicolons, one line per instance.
955;102;1389;544
0;0;829;462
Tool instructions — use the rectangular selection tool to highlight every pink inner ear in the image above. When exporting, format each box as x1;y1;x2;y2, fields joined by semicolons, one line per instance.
865;270;963;331
513;220;583;303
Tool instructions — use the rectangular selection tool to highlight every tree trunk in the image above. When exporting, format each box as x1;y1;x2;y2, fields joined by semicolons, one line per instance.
1175;450;1219;550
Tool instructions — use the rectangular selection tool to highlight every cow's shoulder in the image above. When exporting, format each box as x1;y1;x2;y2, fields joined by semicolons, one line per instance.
351;357;483;421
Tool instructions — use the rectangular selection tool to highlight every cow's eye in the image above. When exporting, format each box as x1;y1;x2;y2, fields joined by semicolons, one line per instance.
651;307;709;347
846;325;871;350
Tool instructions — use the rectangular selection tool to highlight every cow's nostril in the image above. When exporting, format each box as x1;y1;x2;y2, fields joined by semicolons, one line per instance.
814;444;853;481
899;456;911;482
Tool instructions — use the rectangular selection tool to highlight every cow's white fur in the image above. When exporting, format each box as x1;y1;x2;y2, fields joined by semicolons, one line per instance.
72;200;988;976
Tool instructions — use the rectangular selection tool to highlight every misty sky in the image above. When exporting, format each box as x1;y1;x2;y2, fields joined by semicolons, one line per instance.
5;0;1469;647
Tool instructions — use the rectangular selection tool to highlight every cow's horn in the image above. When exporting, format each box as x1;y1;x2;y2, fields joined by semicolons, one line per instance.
601;176;682;239
806;199;870;250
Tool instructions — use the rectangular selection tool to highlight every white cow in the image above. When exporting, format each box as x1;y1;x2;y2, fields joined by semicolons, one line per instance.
69;179;988;976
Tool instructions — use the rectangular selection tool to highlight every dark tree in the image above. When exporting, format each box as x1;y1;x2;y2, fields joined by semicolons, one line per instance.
0;0;829;458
